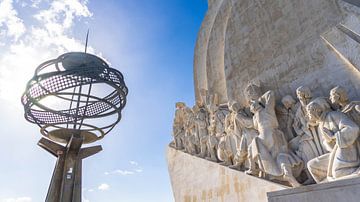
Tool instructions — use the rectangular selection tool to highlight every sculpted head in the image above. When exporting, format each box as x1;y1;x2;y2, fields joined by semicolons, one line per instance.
330;86;349;108
281;95;296;110
250;100;262;114
306;98;331;122
175;102;186;109
296;86;312;106
245;83;261;102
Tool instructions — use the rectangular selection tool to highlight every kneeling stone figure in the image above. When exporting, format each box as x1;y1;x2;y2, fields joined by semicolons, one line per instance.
307;98;360;183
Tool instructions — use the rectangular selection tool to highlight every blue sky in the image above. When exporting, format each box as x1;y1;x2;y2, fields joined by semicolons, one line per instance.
0;0;207;201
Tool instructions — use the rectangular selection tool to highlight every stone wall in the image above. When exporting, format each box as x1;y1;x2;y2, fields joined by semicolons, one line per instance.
193;0;360;106
166;146;286;202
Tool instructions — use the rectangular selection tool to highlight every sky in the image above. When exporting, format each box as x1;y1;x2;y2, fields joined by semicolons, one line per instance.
0;0;207;201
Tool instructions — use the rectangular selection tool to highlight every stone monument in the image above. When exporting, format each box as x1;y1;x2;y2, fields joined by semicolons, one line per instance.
167;0;360;201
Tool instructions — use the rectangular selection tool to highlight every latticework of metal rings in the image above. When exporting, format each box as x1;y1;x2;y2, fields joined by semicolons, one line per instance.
21;52;128;144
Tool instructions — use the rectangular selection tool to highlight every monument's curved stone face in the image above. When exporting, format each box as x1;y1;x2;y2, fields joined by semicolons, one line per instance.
194;0;360;105
168;1;360;201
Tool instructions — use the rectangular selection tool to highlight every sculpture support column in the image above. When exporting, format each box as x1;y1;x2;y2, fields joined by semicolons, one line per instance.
38;136;102;202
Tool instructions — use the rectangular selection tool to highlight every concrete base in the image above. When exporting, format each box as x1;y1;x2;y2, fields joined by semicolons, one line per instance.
267;177;360;202
166;146;286;202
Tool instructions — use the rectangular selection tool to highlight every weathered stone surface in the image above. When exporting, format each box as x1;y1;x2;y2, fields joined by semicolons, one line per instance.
194;0;228;103
194;0;360;106
166;146;286;202
180;1;360;200
267;176;360;202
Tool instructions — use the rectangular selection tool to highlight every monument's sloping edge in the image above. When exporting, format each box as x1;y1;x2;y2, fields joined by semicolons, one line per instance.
166;146;286;202
268;176;360;197
267;175;360;202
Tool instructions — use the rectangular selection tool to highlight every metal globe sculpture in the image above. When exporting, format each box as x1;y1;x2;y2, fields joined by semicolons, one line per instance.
22;52;128;143
21;52;128;202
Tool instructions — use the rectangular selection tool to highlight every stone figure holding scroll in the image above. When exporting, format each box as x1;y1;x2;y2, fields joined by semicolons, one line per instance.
307;98;360;183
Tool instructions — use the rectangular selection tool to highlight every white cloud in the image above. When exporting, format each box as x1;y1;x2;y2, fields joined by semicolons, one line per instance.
0;0;26;42
29;0;42;8
104;161;143;176
34;0;92;29
98;183;110;191
31;0;93;52
105;169;134;176
0;0;95;104
130;161;138;166
0;197;32;202
115;169;135;175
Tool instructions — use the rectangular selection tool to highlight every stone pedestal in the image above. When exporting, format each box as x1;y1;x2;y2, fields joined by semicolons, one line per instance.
166;146;286;202
267;177;360;202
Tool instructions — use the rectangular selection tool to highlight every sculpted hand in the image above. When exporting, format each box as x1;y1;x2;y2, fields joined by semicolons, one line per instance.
322;128;335;141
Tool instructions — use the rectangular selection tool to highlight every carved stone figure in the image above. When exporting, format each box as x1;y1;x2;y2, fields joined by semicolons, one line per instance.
244;83;262;103
215;104;230;165
207;120;219;162
184;107;197;154
230;107;258;170
172;102;186;149
194;100;210;158
230;84;263;170
217;102;240;166
306;98;360;183
230;102;244;143
206;94;222;162
245;89;303;187
330;86;360;126
276;95;298;142
291;86;326;181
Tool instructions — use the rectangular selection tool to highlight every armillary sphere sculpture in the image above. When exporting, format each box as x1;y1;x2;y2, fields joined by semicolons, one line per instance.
21;51;128;202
